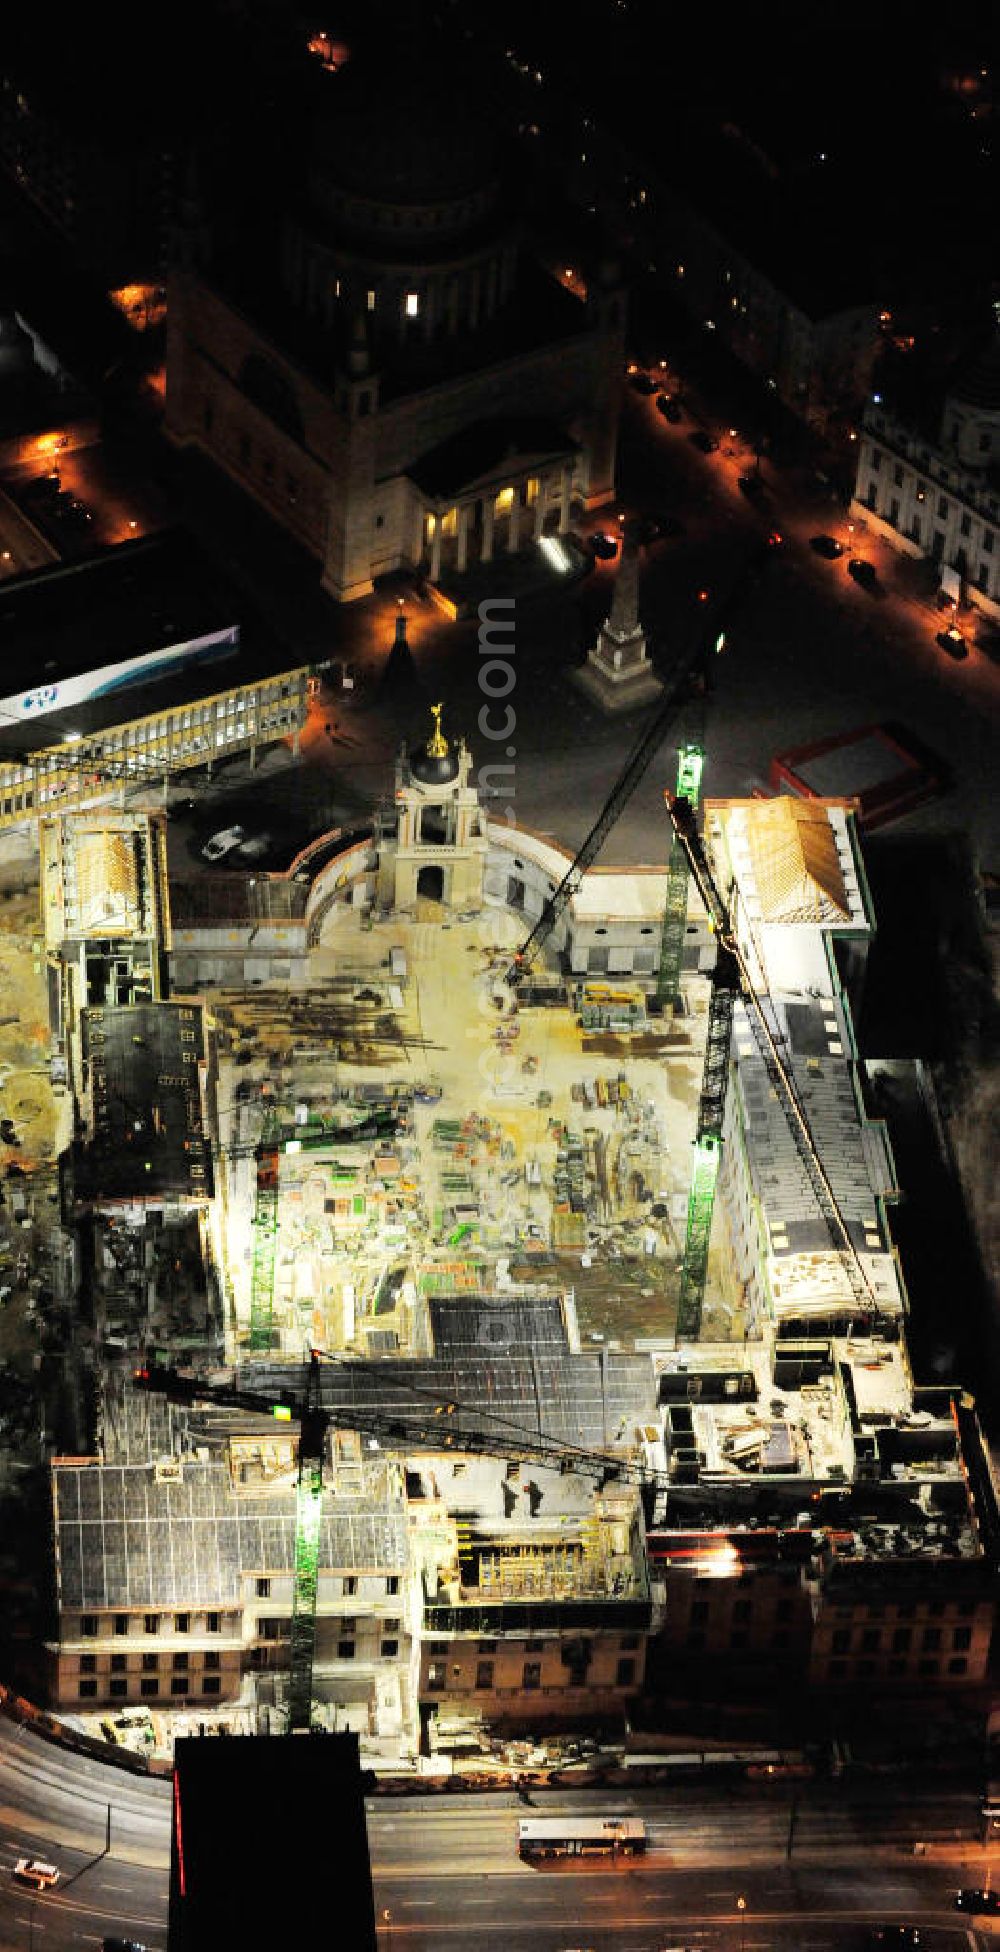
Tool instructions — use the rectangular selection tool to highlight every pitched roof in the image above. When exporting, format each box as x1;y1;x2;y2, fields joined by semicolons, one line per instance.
744;799;850;924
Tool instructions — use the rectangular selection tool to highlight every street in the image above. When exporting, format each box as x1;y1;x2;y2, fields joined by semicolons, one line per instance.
0;1719;996;1950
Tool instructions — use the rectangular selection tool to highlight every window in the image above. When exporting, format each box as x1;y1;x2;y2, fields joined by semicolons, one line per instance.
918;1659;938;1677
893;464;903;487
111;1654;127;1673
175;1614;190;1634
960;512;972;538
366;289;376;311
733;1600;751;1623
948;1657;968;1676
142;1653;157;1673
887;1658;906;1677
832;1629;851;1655
386;1576;399;1597
938;496;949;520
110;1678;128;1699
691;1600;709;1624
173;1652;189;1670
405;291;419;317
897;1602;915;1619
828;1660;847;1681
922;1627;942;1651
114;1614;128;1636
524;1640;544;1652
144;1614;158;1635
620;1634;640;1651
338;1641;356;1660
857;1659;875;1679
861;1630;881;1653
892;1627;912;1653
344;1577;357;1597
140;1677;158;1698
478;1640;497;1654
170;1677;189;1695
953;1627;972;1651
522;1662;541;1689
207;1613;220;1634
958;1601;976;1617
871;451;881;472
983;532;994;554
79;1679;97;1699
427;1661;447;1691
260;1619;289;1640
616;1657;636;1686
202;1675;222;1695
80;1653;96;1674
82;1615;98;1637
256;1578;271;1599
381;1640;399;1659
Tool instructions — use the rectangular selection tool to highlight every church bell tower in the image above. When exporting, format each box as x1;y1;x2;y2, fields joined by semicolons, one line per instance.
376;704;488;913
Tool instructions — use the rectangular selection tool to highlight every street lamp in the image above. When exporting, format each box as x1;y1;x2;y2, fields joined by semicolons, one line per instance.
381;1907;392;1952
736;1892;747;1952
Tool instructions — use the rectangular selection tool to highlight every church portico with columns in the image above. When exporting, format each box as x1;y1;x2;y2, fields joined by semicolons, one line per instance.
407;419;579;584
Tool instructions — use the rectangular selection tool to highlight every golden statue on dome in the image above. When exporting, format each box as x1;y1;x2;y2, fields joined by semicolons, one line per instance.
426;701;449;759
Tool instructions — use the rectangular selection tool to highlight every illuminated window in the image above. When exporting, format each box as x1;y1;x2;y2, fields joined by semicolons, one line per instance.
526;477;539;504
442;507;458;538
366;289;376;311
426;513;437;539
494;486;515;514
405;291;420;317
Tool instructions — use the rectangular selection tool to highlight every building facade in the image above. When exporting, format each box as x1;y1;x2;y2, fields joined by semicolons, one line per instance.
851;338;1000;625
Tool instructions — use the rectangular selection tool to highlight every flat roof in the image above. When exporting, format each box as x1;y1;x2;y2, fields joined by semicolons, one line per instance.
76;1002;213;1203
169;1734;376;1952
0;531;301;759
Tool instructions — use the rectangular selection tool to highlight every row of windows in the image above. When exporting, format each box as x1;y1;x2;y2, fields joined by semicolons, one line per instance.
829;1625;973;1656
869;444;1000;528
79;1676;222;1701
82;1651;222;1673
81;1610;225;1636
825;1656;970;1682
427;1657;637;1691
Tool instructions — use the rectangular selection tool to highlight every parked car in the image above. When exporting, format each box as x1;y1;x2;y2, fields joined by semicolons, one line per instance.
688;429;719;454
656;393;683;422
847;557;880;592
954;1888;1000;1913
200;824;247;862
628;370;658;395
935;626;968;660
651;512;685;540
13;1859;60;1890
103;1939;149;1951
589;533;619;560
737;472;767;502
809;533;844;558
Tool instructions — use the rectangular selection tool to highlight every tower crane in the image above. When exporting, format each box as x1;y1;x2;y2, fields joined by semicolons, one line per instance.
503;542;774;990
668;796;886;1333
133;1348;663;1732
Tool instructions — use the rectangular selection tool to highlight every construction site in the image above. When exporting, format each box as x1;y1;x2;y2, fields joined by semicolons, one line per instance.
0;541;993;1767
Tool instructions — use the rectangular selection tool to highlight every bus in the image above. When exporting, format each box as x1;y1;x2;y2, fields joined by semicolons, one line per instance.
517;1817;647;1860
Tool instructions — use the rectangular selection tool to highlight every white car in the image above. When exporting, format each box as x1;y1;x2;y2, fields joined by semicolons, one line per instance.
13;1858;60;1889
200;824;246;862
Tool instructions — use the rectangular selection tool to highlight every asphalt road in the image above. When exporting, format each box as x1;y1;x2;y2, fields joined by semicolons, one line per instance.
0;1719;995;1951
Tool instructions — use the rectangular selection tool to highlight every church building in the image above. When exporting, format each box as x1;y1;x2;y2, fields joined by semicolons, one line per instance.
164;25;625;601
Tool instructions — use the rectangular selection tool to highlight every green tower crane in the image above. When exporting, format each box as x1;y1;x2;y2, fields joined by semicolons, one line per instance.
654;742;705;1012
248;1107;282;1352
